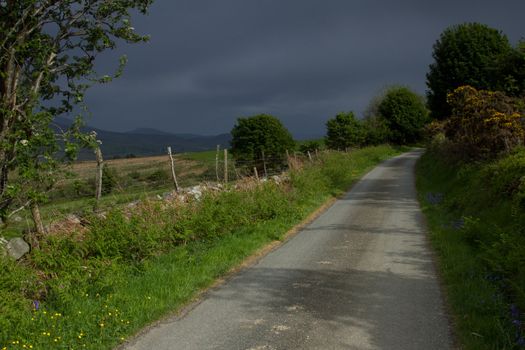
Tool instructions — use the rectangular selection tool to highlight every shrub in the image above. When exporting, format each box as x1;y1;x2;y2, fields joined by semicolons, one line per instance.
102;166;119;194
445;86;525;159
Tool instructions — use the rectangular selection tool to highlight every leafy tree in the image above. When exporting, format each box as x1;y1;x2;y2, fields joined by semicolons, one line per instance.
325;112;364;150
230;114;295;167
360;88;392;145
377;87;429;144
0;1;153;225
496;40;525;97
426;23;512;119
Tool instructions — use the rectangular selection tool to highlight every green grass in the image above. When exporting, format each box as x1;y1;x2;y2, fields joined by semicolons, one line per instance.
180;149;217;162
3;149;223;238
416;149;525;349
1;145;408;350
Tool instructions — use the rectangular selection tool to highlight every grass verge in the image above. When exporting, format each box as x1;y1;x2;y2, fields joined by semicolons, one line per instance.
416;148;525;349
1;145;407;350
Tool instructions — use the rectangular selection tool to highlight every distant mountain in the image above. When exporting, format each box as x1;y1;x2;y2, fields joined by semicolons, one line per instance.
125;128;174;136
54;117;231;159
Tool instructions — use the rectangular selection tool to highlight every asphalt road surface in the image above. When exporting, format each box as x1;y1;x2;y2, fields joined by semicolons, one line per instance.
124;151;453;350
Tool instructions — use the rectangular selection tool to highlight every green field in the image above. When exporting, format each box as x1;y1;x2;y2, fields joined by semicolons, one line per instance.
2;151;226;239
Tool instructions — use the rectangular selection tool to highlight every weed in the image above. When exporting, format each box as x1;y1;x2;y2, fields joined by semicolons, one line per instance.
417;149;525;349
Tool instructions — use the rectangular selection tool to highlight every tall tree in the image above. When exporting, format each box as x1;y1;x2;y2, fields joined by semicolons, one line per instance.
377;86;429;144
496;40;525;97
426;23;512;119
325;112;364;150
230;114;295;168
0;0;153;223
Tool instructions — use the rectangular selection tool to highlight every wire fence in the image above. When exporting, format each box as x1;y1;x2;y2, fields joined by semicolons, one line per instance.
46;149;318;204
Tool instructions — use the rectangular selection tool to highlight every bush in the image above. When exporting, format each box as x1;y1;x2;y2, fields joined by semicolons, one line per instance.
481;147;525;205
445;86;525;159
102;166;119;194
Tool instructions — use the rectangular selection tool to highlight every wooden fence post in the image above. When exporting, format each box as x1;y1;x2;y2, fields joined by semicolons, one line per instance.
94;146;104;211
307;150;313;162
167;147;180;192
30;202;45;236
224;149;228;183
215;145;220;182
253;167;259;181
262;150;268;178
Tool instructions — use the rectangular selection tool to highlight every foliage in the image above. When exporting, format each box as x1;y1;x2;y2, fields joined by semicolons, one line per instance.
325;112;364;150
360;88;392;145
298;140;322;155
417;149;525;349
0;1;153;224
444;86;524;159
496;40;525;97
426;23;512;119
377;86;429;144
101;166;120;195
361;115;391;145
230;114;295;167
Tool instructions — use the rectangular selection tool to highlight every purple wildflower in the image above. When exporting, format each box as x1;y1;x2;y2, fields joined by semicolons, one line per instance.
426;192;444;205
517;336;525;347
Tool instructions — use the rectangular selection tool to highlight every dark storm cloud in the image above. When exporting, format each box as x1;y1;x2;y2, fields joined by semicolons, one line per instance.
82;0;525;138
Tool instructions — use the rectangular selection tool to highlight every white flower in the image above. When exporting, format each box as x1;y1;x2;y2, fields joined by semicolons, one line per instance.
20;139;28;146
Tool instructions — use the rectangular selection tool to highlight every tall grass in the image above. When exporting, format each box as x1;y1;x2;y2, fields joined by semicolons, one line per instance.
0;145;406;350
416;148;525;349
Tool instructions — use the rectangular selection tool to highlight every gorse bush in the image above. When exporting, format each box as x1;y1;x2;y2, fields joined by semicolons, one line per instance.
443;86;525;159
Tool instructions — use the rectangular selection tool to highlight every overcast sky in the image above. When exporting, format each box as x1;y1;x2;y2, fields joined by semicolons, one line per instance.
81;0;525;138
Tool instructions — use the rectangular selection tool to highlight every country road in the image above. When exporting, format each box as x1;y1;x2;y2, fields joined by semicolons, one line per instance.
124;151;453;350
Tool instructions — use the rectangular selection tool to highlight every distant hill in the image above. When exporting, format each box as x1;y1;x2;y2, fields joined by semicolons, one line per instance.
54;117;231;159
125;128;174;136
